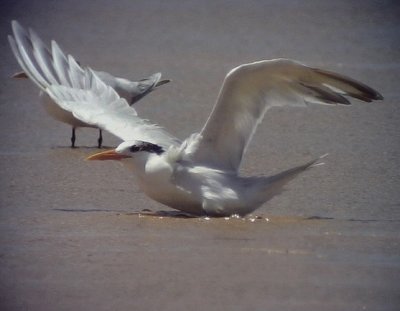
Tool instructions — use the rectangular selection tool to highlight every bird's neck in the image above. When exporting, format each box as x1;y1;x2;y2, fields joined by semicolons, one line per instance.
122;153;173;179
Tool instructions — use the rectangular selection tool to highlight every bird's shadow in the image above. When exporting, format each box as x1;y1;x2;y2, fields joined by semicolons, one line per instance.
53;208;198;218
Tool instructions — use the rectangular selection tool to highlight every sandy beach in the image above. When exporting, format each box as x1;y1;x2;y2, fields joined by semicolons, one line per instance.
0;1;399;310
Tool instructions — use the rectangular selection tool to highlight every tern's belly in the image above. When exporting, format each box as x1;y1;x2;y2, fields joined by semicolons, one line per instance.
139;179;205;215
134;159;205;215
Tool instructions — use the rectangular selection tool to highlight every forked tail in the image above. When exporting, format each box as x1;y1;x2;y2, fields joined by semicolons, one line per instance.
262;154;327;201
242;154;328;215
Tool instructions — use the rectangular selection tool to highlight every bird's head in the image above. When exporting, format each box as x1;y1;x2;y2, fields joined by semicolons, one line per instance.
86;140;164;161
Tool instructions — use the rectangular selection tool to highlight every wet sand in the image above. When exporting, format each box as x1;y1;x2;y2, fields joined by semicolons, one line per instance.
0;1;399;310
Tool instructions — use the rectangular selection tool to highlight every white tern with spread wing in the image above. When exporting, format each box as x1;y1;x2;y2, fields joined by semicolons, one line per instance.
14;21;383;216
48;56;382;216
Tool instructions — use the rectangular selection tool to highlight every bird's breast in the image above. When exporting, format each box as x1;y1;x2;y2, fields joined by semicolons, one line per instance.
135;157;204;213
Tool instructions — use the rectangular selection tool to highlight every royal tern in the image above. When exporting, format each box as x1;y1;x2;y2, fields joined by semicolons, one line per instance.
43;54;383;216
8;20;170;148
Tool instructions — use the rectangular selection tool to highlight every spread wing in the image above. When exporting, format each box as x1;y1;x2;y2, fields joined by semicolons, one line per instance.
47;68;180;149
188;59;383;172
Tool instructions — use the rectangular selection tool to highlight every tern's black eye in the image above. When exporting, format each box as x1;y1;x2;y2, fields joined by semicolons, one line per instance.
129;142;164;155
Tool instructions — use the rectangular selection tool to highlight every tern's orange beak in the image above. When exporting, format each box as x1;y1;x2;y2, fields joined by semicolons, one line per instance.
86;149;131;161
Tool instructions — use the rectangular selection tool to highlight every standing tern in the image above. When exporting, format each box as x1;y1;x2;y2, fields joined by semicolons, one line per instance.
43;54;382;216
8;20;170;148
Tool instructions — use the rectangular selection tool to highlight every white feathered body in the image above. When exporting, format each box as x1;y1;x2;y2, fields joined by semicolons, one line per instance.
127;152;256;216
122;141;319;216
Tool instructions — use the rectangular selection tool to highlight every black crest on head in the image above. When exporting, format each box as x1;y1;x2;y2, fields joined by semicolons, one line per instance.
129;142;164;155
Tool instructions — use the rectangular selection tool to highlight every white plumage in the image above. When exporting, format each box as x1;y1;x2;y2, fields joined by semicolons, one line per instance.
10;21;383;216
9;20;169;147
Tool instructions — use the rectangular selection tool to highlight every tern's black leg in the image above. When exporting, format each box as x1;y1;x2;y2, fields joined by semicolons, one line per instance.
97;129;103;148
71;127;76;148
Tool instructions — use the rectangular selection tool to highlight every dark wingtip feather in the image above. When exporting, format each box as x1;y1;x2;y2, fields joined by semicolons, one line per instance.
155;79;171;88
373;92;384;101
11;71;28;79
313;68;383;103
301;83;352;105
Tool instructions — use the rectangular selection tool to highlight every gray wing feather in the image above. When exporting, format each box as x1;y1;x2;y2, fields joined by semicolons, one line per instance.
189;59;383;172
